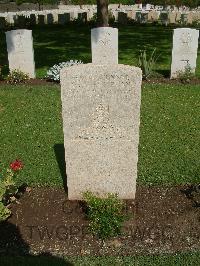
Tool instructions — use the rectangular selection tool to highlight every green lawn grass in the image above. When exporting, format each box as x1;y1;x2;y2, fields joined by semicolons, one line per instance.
0;24;200;78
1;252;200;265
0;83;199;187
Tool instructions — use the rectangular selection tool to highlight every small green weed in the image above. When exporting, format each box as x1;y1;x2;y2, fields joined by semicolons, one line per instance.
83;191;127;239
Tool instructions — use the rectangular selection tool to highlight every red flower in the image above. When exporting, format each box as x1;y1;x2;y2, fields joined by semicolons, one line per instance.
10;160;23;171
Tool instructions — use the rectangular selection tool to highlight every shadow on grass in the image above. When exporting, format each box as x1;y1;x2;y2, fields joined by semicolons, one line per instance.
32;24;92;71
156;69;170;78
0;221;73;265
54;144;68;194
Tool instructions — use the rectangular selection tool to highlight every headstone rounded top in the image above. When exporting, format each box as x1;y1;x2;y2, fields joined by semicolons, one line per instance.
174;27;198;31
60;63;142;81
6;29;32;34
91;27;118;32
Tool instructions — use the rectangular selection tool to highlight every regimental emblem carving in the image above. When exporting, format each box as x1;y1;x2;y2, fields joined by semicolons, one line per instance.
99;32;112;46
180;32;192;49
75;104;127;140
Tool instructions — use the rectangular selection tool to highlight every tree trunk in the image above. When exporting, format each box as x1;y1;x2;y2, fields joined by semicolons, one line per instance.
97;0;109;27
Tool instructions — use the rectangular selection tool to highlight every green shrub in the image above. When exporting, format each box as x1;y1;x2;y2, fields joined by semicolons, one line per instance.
6;69;29;84
176;63;195;83
138;48;160;80
83;191;126;239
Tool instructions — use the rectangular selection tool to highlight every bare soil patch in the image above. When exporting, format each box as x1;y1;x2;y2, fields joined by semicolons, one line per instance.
0;185;200;256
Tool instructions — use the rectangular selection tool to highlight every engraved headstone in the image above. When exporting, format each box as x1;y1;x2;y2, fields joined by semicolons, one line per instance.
148;11;159;22
168;12;176;24
171;28;199;78
6;14;14;25
127;10;136;20
187;12;194;24
70;11;78;21
52;11;58;23
60;64;142;200
87;10;94;21
175;12;181;23
6;29;35;78
91;27;118;64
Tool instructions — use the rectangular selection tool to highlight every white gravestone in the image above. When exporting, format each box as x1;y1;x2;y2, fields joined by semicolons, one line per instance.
6;29;35;78
91;27;118;64
60;64;142;200
171;28;199;78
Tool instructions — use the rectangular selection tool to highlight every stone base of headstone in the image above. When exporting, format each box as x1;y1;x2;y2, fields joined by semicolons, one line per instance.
60;64;142;200
91;27;118;65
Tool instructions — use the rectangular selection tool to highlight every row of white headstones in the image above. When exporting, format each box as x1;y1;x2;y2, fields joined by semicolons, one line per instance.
5;26;199;199
5;26;199;79
1;10;200;26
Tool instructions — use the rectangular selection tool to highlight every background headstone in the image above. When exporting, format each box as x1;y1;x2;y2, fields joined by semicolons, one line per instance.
60;64;142;200
127;10;136;20
171;28;199;78
6;29;35;78
187;12;194;25
91;27;118;64
175;11;182;23
168;12;176;24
